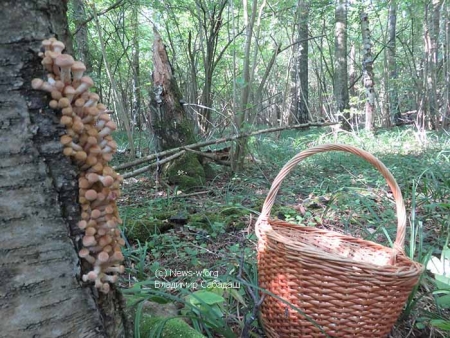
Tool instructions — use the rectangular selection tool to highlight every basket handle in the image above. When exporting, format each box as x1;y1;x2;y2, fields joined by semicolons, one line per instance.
255;144;407;253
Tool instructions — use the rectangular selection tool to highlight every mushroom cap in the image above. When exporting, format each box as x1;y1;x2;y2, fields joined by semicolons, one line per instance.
78;220;88;229
91;209;102;219
51;40;65;52
79;177;91;189
55;54;74;68
79;248;91;258
88;93;100;102
97;103;107;112
75;98;85;108
45;50;60;59
41;39;52;49
64;85;75;96
105;121;117;130
58;97;70;108
79;76;94;87
85;227;96;236
74;151;87;161
85;189;98;201
86;106;100;117
60;116;72;126
82;235;97;247
60;135;73;146
41;56;53;67
102;176;114;186
72;61;86;72
31;78;44;90
98;251;109;263
51;90;62;100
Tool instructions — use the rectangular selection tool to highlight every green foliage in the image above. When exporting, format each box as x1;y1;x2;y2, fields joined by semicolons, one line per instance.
118;126;450;337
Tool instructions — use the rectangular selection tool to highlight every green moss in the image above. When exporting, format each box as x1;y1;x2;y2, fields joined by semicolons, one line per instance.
188;206;249;231
202;163;216;180
140;315;205;338
166;153;205;190
124;209;177;242
125;219;174;242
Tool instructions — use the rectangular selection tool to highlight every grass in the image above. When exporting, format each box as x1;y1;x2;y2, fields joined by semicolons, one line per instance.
115;125;450;337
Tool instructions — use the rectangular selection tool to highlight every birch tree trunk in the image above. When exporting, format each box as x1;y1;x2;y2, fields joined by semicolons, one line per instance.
387;0;400;125
334;0;350;130
0;1;129;337
360;11;376;131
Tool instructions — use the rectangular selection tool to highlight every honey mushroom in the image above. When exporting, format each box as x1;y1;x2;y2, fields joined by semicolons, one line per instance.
32;37;125;294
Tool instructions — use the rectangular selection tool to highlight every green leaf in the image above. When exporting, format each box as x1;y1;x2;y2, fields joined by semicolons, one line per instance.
189;290;225;306
430;319;450;330
435;274;450;289
436;295;450;308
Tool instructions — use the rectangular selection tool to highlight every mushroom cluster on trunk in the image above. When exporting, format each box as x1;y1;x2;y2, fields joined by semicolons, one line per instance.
32;38;125;294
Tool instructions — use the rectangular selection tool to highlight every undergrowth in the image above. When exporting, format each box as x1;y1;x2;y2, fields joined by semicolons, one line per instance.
116;126;450;337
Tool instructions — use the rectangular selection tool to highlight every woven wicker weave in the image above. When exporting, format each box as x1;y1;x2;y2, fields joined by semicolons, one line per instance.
255;144;424;338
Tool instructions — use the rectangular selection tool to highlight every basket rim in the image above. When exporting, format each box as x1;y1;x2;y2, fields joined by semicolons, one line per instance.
256;144;409;256
261;217;424;277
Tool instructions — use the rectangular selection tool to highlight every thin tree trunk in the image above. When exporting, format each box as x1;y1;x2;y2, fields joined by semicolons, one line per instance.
231;0;258;172
0;1;128;337
334;0;350;130
427;0;443;129
291;0;310;124
360;11;376;131
388;0;400;125
91;3;135;158
131;1;142;132
444;3;450;130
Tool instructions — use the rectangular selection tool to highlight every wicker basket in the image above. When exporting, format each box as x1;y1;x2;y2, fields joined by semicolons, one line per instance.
255;144;424;338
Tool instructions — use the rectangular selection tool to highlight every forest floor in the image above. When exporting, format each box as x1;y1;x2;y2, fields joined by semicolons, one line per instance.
114;126;450;338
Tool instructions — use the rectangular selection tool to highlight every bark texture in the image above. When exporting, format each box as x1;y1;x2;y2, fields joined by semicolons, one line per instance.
72;0;91;71
291;0;309;124
0;1;128;337
150;28;205;188
360;11;375;131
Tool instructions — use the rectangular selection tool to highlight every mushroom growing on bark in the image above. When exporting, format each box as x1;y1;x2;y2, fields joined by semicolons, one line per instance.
31;38;124;294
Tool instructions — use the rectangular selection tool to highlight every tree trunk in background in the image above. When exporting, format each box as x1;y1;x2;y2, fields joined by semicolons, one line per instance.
334;0;350;130
91;3;135;158
231;0;258;172
131;0;142;131
444;3;450;130
349;43;357;124
388;0;400;125
427;0;443;129
72;0;91;72
360;11;376;131
291;0;310;124
0;1;129;337
150;28;205;188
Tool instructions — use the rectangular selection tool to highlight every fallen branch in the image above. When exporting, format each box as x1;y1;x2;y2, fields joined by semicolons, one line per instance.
184;148;231;166
121;150;185;179
114;122;337;172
